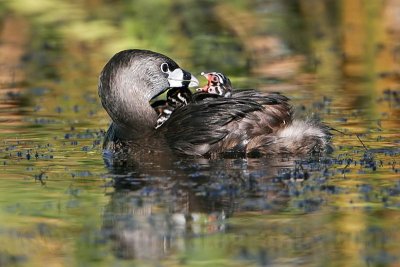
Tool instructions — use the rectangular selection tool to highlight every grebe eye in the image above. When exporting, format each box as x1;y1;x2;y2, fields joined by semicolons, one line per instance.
160;63;170;73
212;76;218;82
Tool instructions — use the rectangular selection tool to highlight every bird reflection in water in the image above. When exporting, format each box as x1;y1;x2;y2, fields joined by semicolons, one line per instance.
101;151;308;260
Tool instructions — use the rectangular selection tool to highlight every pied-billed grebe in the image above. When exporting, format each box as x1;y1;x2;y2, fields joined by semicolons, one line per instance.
196;72;232;97
151;87;192;129
99;49;331;156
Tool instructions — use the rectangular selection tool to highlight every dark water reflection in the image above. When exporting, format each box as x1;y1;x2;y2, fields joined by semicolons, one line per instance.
0;0;400;266
98;148;400;265
102;156;304;262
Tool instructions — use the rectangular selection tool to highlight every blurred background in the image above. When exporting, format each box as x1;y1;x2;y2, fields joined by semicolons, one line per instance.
0;0;399;266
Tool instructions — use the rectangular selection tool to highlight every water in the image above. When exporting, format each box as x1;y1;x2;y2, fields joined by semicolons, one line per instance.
0;1;399;266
